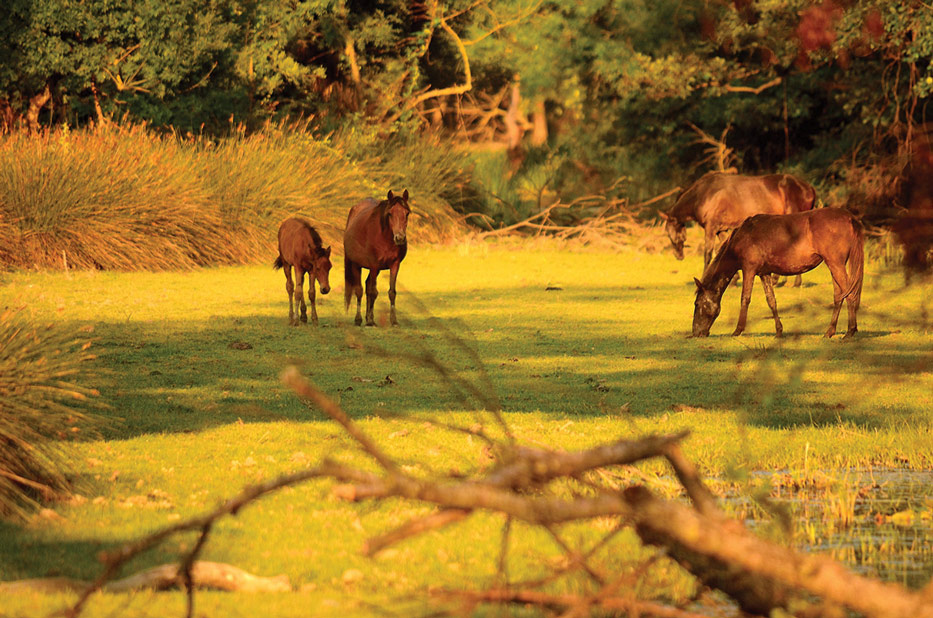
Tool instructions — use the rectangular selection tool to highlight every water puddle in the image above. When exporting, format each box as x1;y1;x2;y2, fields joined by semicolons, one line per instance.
731;470;933;588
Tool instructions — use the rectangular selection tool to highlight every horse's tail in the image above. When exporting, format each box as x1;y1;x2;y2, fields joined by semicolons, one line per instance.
841;218;864;305
344;258;356;311
273;255;283;270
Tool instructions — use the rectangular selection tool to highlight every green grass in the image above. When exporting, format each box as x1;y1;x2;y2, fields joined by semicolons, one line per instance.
0;242;931;616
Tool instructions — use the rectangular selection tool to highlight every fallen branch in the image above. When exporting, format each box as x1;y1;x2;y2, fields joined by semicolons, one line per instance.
0;561;290;595
431;587;712;618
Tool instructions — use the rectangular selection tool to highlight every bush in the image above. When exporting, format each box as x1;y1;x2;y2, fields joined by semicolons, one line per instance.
0;309;99;520
0;122;468;271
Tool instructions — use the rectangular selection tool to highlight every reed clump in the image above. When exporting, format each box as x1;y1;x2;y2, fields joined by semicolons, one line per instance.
0;309;99;520
0;122;469;271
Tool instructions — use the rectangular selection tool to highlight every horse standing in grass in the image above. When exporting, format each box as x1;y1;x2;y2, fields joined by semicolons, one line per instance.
692;208;864;339
662;173;817;282
273;218;332;325
343;189;410;326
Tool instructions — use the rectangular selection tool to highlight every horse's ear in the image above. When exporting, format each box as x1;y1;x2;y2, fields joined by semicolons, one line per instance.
402;189;409;201
324;246;331;257
387;190;395;200
694;277;703;290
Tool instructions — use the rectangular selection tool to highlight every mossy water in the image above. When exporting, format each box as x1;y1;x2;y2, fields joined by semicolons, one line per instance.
0;241;931;616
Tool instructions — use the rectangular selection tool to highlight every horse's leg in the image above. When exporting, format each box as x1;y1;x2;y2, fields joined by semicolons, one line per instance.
704;227;717;269
308;276;318;326
759;274;783;338
388;262;400;326
364;269;379;326
793;274;802;287
348;261;364;326
733;269;755;336
824;261;848;338
295;267;308;324
284;263;296;326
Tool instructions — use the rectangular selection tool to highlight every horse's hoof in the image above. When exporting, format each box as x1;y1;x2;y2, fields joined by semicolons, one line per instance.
731;329;744;337
354;317;363;326
365;321;376;327
843;329;857;339
824;330;835;338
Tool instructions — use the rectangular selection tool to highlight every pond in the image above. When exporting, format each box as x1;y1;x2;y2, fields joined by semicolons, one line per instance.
733;469;933;589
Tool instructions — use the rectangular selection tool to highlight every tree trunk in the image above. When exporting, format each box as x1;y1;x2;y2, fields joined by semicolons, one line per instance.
530;99;548;146
505;83;525;173
26;84;51;132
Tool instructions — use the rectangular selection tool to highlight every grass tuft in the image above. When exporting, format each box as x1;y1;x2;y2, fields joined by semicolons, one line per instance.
0;123;469;270
0;309;100;520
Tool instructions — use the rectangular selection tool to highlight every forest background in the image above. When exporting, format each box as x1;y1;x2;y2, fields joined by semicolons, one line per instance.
2;0;931;246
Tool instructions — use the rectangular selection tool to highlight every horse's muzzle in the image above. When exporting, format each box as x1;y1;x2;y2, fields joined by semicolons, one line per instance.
320;286;331;295
393;234;407;246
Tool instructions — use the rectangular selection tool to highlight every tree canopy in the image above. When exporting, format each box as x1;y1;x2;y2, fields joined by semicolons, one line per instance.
2;0;931;214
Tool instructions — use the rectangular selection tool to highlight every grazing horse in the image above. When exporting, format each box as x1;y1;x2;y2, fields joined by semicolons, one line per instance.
692;208;864;339
343;189;410;326
273;218;332;325
662;172;817;273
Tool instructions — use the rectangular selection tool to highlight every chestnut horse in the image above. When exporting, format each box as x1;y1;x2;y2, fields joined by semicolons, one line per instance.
692;208;863;339
662;172;817;275
343;190;410;326
273;217;332;325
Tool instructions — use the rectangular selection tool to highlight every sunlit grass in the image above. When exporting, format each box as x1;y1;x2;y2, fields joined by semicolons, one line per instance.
0;242;931;615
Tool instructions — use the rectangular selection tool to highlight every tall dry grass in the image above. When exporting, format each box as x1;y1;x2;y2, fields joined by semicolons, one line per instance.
0;309;99;520
0;123;469;270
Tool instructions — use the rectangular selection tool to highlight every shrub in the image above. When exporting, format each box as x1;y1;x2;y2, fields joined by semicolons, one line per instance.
0;122;467;271
0;309;99;520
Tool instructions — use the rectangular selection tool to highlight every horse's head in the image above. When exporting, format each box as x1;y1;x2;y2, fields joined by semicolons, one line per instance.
660;212;686;260
314;246;332;295
692;277;721;337
384;189;410;246
781;175;817;213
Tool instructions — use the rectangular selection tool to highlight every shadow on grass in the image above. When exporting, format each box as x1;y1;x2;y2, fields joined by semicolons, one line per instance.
64;283;933;440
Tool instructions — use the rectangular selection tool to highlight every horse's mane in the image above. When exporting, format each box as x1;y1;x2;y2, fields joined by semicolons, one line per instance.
296;218;323;248
699;229;738;288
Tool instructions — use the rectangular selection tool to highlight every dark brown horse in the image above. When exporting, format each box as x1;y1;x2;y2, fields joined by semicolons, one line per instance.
662;172;817;270
343;189;410;326
692;208;864;339
273;217;332;325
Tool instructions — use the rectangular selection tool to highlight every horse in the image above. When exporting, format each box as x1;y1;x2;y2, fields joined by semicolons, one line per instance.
343;189;410;326
661;172;817;280
692;208;864;339
273;217;332;326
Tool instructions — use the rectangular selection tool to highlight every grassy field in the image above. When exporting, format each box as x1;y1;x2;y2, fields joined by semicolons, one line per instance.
1;240;932;616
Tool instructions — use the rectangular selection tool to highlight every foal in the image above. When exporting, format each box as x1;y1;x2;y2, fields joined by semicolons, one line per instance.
692;208;864;339
273;218;332;325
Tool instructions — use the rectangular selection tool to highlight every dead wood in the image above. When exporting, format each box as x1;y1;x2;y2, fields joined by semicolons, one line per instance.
0;561;290;594
431;587;712;618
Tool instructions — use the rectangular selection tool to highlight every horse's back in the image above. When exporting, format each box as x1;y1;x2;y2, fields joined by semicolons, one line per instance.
695;174;785;228
277;217;321;267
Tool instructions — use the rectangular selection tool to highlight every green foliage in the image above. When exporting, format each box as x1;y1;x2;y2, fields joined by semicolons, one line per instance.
0;309;98;520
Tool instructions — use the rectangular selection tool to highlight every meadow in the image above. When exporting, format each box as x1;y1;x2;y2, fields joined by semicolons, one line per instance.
1;239;932;617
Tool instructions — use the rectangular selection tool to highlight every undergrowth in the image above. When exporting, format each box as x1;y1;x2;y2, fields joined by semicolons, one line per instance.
0;309;99;520
0;123;469;270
